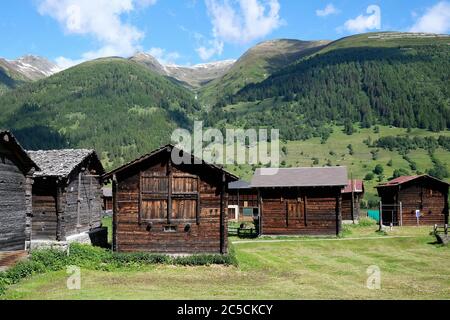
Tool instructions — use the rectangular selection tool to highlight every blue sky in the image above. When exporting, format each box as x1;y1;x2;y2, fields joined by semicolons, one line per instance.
0;0;449;67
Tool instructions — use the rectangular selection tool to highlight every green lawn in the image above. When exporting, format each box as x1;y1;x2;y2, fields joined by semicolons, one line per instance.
2;226;449;300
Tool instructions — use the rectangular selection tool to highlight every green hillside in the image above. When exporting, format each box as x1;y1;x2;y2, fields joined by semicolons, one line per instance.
0;60;27;95
0;58;199;169
225;125;450;205
223;32;450;135
199;39;329;106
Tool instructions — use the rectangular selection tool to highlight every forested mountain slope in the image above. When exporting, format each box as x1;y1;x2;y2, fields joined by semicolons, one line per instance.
0;58;199;169
211;33;450;139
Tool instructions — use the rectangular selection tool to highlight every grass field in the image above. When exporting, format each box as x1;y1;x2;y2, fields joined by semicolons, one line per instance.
2;225;449;300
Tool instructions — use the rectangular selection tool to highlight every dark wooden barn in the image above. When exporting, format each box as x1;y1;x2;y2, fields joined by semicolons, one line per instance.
0;131;39;251
103;144;238;254
27;149;106;248
228;180;259;222
376;175;449;226
252;167;348;236
341;180;364;221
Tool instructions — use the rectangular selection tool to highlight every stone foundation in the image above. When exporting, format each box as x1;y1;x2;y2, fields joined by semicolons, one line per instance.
27;227;108;251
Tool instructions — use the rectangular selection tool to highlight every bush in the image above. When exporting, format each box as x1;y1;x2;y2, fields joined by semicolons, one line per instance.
364;172;374;181
358;217;377;227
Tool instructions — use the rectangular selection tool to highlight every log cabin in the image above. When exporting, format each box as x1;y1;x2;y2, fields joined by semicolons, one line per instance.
376;175;449;226
103;144;238;254
341;180;364;221
27;149;106;249
228;180;259;222
0;131;39;251
251;167;348;236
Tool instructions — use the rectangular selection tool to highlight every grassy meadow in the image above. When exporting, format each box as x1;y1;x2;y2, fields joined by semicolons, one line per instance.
2;224;449;300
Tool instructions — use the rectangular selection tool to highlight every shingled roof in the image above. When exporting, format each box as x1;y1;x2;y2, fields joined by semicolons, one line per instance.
27;149;104;178
0;130;39;172
376;174;450;188
251;167;348;188
228;180;252;190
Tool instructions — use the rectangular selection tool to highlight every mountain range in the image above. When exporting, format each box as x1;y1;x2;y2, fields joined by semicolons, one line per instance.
0;31;449;176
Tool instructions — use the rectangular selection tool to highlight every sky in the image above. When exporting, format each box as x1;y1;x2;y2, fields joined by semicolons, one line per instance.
0;0;449;68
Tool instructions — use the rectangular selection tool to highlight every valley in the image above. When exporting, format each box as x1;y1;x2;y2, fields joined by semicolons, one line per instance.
0;31;449;205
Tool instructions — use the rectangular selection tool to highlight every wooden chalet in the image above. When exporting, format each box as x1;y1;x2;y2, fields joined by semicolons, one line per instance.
0;131;39;251
252;167;348;236
103;144;238;254
227;180;259;222
341;180;364;221
376;175;449;226
27;149;105;247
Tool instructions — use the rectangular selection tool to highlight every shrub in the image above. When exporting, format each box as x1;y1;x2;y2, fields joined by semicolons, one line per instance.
358;217;377;227
364;172;374;181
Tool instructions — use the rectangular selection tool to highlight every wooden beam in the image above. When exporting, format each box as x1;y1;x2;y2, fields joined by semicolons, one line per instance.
196;177;200;225
167;158;172;225
112;174;118;251
76;172;82;228
220;173;225;254
138;171;142;225
304;195;308;227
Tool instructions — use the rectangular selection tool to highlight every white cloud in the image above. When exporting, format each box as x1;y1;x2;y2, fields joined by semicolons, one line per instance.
410;1;450;34
196;39;224;60
37;0;158;68
341;5;381;33
205;0;282;44
148;47;182;65
316;4;340;17
197;0;282;60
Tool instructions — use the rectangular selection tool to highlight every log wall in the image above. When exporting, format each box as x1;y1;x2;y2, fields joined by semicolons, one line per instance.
113;155;227;254
0;145;28;251
260;187;342;236
341;193;362;221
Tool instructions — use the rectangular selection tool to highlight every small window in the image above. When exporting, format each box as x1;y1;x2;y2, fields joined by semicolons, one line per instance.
164;225;177;233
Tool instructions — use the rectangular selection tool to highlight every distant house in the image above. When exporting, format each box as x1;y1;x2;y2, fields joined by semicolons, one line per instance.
102;187;113;213
103;144;238;254
27;149;106;249
376;175;449;226
341;180;364;221
0;131;39;251
251;167;348;236
228;180;259;222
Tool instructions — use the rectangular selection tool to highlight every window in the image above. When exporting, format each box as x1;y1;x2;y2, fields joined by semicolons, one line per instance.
139;172;199;222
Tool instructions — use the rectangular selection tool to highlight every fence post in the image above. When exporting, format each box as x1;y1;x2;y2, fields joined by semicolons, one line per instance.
399;202;403;227
379;201;383;231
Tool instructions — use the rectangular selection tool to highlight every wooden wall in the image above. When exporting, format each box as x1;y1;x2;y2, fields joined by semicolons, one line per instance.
378;178;449;226
259;187;342;236
32;170;102;241
113;154;227;254
0;145;29;251
31;179;58;240
64;172;102;238
341;193;362;221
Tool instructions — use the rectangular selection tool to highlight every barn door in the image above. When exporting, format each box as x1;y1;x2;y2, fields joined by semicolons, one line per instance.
171;175;199;222
140;174;169;222
286;199;303;227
